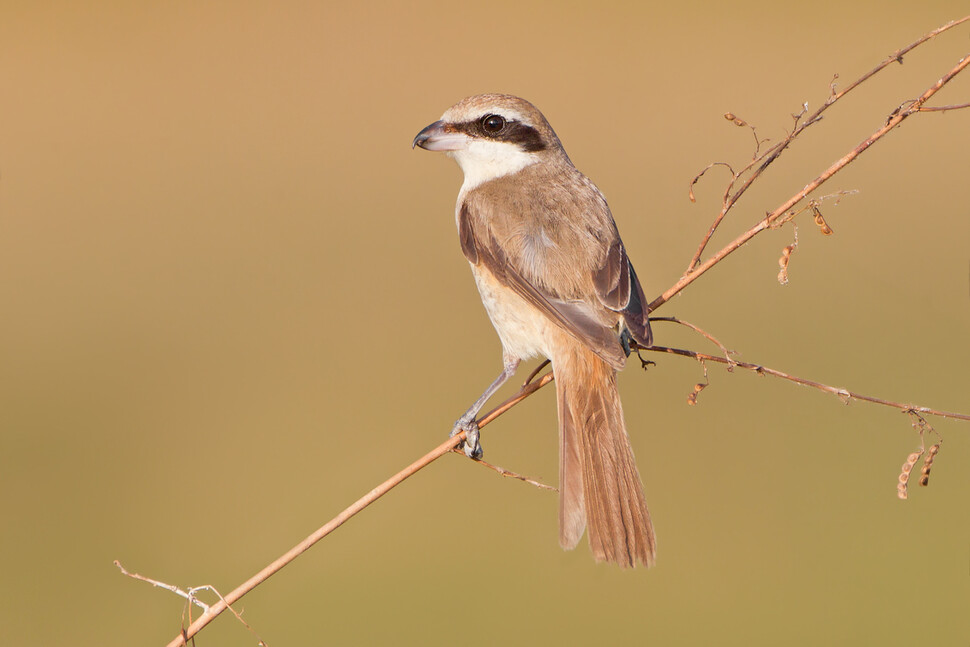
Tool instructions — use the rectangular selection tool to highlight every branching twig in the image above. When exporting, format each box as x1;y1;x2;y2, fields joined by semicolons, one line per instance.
116;561;267;646
115;560;210;613
652;44;970;313
679;15;970;279
639;344;970;421
649;316;736;366
155;337;968;645
148;18;970;646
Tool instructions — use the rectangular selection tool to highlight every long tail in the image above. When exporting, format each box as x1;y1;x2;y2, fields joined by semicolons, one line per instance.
555;342;656;568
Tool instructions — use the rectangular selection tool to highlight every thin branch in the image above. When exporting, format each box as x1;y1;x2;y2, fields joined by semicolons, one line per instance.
523;359;551;386
639;344;970;421
457;449;557;491
159;372;555;647
834;16;970;98
688;161;735;203
682;15;970;273
156;331;970;646
917;102;970;112
650;47;970;313
115;560;210;613
116;561;268;646
149;19;970;647
649;316;736;365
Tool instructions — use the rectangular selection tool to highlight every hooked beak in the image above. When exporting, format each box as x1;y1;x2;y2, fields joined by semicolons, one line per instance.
412;120;469;151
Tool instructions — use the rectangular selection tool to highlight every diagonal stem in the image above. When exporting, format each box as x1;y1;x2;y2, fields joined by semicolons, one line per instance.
641;345;970;421
161;372;555;647
650;48;970;313
683;15;970;276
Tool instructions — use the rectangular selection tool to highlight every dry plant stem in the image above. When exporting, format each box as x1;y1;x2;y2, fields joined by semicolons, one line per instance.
114;560;210;613
117;560;268;646
681;15;970;278
642;344;970;422
161;372;554;647
652;45;970;313
524;358;552;385
157;21;970;647
650;316;735;364
917;102;970;112
457;450;558;491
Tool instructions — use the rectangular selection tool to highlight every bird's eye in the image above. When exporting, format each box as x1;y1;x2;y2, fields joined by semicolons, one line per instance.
481;114;506;134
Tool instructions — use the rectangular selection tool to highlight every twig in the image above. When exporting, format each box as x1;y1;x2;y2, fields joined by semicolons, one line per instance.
114;560;210;613
651;45;970;313
649;316;736;366
159;372;555;647
149;19;970;646
524;359;551;386
639;344;970;421
916;102;970;112
116;561;268;646
455;449;557;491
680;15;970;276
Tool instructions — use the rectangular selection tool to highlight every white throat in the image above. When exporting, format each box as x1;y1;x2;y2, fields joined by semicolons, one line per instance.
449;140;538;192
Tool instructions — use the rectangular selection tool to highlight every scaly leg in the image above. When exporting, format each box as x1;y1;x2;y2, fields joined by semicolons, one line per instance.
451;354;520;459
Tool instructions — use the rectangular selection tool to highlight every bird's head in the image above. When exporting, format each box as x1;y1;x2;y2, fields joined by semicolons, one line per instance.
413;94;568;189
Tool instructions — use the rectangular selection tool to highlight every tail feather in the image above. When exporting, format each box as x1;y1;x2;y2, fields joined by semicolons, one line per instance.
555;343;655;568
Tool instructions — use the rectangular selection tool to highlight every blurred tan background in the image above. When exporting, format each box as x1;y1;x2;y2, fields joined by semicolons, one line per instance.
1;2;968;645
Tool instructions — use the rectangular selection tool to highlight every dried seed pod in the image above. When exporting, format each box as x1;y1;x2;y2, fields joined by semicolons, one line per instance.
897;449;923;499
777;243;796;285
813;207;834;235
919;443;940;487
686;382;707;406
724;112;747;127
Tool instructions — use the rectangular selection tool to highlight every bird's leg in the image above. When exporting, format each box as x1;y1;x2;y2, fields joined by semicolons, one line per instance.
451;354;520;459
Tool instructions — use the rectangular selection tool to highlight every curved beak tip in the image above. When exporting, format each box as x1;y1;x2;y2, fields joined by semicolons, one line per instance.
412;120;467;152
412;120;442;150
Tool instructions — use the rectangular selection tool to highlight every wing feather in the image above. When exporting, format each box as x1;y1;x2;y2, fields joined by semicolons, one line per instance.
459;202;628;368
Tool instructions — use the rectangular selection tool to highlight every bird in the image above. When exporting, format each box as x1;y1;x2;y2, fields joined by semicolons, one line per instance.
413;94;656;568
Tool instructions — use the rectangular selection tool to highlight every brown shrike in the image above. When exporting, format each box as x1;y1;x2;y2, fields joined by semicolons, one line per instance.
413;94;655;567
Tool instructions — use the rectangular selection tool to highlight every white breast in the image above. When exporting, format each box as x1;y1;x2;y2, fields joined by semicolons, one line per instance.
470;263;555;362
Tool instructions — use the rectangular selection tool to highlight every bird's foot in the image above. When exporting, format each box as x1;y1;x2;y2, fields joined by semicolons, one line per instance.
450;416;483;460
